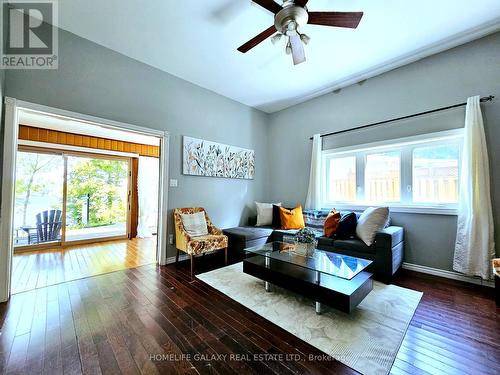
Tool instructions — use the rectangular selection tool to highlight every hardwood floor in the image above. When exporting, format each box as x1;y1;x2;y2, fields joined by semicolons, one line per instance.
0;253;498;375
11;237;157;294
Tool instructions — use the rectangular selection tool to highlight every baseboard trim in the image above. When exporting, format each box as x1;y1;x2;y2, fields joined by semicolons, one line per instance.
166;254;190;264
402;262;494;288
165;247;230;265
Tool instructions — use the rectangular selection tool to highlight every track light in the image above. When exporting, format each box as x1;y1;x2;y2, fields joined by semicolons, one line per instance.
285;41;292;55
271;33;283;44
300;33;311;45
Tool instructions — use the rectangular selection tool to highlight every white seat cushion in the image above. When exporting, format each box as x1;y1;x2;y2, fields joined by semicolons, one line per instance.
180;212;208;237
356;207;390;246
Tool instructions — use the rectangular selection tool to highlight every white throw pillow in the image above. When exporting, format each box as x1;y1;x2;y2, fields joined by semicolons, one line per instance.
356;207;390;246
180;212;208;237
255;202;281;226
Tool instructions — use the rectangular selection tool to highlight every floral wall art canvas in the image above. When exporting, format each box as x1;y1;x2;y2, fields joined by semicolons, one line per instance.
183;136;255;180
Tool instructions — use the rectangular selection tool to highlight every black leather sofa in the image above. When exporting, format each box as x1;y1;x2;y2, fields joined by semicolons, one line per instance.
223;211;404;281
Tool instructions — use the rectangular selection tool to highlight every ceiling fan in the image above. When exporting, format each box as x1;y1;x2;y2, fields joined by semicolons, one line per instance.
237;0;363;65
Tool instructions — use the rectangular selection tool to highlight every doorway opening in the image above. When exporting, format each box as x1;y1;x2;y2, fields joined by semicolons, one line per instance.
6;104;165;295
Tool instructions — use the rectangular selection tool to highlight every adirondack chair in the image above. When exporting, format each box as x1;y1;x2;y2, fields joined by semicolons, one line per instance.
32;209;63;244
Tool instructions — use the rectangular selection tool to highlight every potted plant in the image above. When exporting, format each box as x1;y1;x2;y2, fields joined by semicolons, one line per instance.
294;227;318;256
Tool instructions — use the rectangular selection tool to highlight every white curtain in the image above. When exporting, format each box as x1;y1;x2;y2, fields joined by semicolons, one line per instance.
305;134;322;210
453;96;495;280
137;156;159;238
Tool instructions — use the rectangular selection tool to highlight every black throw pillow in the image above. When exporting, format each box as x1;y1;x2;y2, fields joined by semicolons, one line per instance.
334;212;357;239
272;205;282;228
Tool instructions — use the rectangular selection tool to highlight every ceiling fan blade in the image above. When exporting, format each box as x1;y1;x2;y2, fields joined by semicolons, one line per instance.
252;0;283;14
289;32;306;65
237;26;277;53
294;0;309;7
308;11;363;28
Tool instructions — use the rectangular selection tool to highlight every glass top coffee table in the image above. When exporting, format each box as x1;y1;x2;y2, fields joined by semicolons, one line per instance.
243;242;374;314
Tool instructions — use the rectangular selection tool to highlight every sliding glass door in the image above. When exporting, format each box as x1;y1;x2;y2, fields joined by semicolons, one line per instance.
14;151;64;247
14;149;130;249
65;155;129;242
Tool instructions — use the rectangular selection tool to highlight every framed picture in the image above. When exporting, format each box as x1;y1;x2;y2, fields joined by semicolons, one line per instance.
183;136;255;180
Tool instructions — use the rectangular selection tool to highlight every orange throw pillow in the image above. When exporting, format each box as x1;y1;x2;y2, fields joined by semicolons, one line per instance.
324;209;341;237
279;206;305;230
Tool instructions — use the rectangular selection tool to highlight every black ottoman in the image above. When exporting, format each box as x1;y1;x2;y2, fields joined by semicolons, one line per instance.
223;226;274;260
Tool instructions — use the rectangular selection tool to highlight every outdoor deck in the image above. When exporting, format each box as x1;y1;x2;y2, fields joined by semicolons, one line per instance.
14;223;126;248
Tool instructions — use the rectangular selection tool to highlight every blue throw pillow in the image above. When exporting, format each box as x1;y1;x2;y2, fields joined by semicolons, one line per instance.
303;209;330;232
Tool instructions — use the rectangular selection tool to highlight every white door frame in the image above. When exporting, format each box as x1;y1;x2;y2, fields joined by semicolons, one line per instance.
0;97;170;302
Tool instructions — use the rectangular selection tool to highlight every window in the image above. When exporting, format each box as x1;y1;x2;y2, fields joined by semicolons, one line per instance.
365;151;401;203
412;145;459;204
327;156;356;202
322;130;462;212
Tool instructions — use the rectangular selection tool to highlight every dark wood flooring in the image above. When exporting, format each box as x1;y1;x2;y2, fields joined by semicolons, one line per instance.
0;253;498;375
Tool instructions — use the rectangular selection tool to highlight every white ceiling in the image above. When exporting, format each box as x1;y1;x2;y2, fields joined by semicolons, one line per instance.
19;110;161;146
53;0;500;113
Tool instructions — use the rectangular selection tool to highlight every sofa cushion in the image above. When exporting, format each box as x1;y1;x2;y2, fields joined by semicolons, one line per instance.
335;212;357;239
339;211;392;227
324;210;341;237
272;204;292;228
303;209;330;232
223;226;273;241
356;207;390;246
280;206;306;229
333;239;375;254
256;202;281;226
180;212;208;237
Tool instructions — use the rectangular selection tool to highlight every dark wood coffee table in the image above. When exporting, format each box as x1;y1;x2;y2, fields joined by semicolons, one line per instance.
243;241;373;314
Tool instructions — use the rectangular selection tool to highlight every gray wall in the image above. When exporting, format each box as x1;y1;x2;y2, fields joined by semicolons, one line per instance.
3;28;270;258
268;32;500;271
3;25;499;272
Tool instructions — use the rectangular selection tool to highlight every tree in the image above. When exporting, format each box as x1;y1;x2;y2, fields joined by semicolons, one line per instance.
67;158;128;228
15;153;57;226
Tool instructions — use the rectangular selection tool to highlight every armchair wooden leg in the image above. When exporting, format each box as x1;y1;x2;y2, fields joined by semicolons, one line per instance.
224;247;228;265
175;249;180;265
190;254;194;277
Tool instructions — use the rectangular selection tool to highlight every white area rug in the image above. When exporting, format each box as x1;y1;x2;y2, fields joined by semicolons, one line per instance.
197;262;422;375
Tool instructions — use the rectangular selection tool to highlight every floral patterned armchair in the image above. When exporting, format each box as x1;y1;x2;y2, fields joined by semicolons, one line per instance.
173;207;228;276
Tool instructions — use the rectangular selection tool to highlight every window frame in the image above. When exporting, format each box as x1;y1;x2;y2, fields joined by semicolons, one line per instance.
321;129;463;215
364;149;402;204
323;155;357;204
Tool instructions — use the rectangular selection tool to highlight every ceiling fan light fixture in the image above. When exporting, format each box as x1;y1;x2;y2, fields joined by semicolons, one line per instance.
275;5;309;33
271;33;283;44
237;1;364;67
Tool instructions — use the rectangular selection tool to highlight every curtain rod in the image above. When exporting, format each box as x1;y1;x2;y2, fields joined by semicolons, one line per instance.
309;95;495;140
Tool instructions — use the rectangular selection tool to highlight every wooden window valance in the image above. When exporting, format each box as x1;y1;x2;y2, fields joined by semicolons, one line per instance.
18;125;160;157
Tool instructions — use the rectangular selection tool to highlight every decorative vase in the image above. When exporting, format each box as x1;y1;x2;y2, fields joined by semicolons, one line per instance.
293;240;317;257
